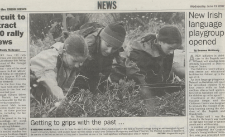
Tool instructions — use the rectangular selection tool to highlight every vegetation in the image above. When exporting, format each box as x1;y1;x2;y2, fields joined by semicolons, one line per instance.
31;79;185;118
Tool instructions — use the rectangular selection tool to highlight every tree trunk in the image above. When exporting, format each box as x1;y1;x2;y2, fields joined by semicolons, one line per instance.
62;13;67;31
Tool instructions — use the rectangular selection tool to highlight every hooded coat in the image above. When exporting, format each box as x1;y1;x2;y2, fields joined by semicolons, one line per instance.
111;38;174;84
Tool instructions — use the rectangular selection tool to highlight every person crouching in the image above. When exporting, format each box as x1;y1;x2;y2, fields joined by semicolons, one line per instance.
30;34;89;102
111;25;183;84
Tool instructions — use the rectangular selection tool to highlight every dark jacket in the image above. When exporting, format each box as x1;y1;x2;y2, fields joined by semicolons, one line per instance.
74;28;120;93
111;38;174;84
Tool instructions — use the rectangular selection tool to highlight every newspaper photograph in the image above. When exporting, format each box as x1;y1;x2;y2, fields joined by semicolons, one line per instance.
0;0;224;136
29;12;185;118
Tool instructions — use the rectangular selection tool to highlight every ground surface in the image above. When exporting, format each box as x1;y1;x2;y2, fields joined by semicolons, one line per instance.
30;79;185;118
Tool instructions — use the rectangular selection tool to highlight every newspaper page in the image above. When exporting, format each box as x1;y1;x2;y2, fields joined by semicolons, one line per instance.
0;0;224;137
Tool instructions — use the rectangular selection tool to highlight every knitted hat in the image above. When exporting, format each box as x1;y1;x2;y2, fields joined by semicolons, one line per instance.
157;25;182;49
100;23;126;48
64;34;88;58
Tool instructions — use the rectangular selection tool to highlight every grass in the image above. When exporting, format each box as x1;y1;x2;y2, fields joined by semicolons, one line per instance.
30;78;185;118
